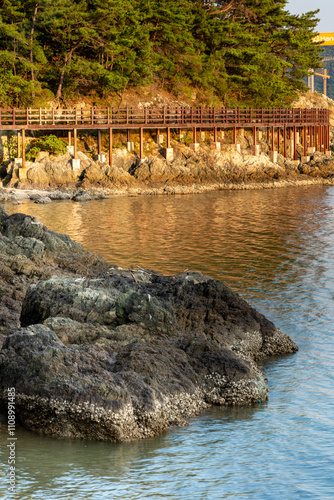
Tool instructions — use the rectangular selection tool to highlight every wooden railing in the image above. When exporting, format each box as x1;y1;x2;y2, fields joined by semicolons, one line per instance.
0;107;329;128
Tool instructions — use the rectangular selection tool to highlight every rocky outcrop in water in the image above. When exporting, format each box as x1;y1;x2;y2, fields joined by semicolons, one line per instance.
0;206;109;335
0;207;298;441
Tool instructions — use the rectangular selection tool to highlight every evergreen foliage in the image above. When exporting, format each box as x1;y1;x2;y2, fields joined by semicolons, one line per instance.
0;0;323;107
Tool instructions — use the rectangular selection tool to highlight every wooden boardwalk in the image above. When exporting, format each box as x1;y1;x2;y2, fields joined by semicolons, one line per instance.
0;107;330;167
0;107;329;129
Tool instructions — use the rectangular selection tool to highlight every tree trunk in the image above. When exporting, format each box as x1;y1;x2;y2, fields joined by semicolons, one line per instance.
30;3;39;100
55;44;80;101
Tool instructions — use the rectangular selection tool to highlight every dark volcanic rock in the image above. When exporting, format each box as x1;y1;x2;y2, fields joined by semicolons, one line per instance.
0;206;109;335
0;260;298;441
71;190;92;202
0;206;298;442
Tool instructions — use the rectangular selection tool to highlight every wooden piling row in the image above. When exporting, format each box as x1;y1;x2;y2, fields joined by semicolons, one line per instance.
15;123;331;168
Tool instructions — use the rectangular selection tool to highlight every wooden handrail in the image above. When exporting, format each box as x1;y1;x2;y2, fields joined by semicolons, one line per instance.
0;107;329;129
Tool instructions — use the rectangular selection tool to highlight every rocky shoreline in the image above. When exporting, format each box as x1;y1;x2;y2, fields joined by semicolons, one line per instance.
0;207;298;441
1;141;334;201
1;176;334;206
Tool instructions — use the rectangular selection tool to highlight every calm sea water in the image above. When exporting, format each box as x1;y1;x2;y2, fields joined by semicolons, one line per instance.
1;186;334;499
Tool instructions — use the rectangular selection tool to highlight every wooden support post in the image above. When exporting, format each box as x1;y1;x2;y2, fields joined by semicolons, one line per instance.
127;129;131;142
315;126;318;151
214;127;217;142
319;125;324;152
74;128;77;159
139;128;144;159
293;126;297;160
251;126;260;156
98;129;102;155
167;127;171;149
109;128;113;166
303;126;307;157
267;127;270;141
310;126;313;148
283;126;286;158
271;126;274;151
68;130;71;147
277;127;280;153
326;126;328;151
321;125;323;151
22;129;26;168
233;126;237;144
189;126;199;151
17;132;21;158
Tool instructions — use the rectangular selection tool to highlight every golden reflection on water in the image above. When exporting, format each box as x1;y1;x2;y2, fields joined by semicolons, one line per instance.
66;201;85;236
3;185;332;300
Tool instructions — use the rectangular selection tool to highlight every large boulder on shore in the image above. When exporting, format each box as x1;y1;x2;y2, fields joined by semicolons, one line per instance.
0;256;298;441
0;206;109;335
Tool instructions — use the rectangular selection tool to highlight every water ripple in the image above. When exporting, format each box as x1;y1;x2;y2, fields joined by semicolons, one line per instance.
2;185;334;499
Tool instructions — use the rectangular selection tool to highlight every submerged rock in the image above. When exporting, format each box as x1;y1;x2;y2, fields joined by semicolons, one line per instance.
71;190;92;202
0;211;298;441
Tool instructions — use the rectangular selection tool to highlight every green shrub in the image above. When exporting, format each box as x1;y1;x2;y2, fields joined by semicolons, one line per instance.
4;133;18;158
26;135;66;161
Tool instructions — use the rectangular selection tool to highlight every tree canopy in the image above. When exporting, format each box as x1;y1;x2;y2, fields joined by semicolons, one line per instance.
0;0;323;107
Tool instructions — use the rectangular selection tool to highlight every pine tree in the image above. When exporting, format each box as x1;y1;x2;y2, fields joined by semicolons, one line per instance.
39;0;96;101
205;0;323;106
87;0;153;98
0;0;43;105
0;0;326;107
